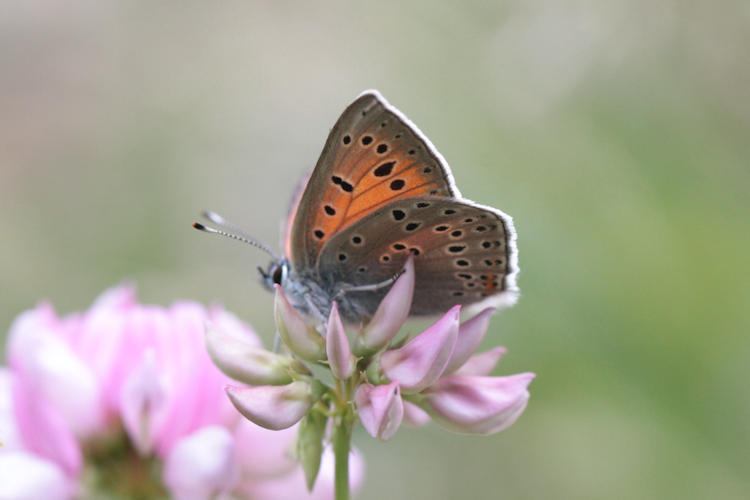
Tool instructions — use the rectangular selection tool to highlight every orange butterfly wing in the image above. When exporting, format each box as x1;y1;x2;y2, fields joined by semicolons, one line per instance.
289;91;458;270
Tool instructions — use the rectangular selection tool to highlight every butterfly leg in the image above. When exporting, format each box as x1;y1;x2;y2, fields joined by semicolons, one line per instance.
304;293;328;326
335;270;404;298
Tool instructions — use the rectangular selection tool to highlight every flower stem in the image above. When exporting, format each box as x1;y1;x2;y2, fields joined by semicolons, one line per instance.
333;410;353;500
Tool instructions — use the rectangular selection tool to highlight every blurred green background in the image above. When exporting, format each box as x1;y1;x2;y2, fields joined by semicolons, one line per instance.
2;1;749;499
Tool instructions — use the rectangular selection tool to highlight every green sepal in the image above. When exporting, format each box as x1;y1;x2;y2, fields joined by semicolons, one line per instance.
298;407;328;492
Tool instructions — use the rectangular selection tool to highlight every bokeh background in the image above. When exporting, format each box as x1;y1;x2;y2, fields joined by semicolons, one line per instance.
2;1;749;499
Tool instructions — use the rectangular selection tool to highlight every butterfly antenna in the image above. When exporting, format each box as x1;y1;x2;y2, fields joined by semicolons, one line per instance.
193;219;279;260
201;211;255;239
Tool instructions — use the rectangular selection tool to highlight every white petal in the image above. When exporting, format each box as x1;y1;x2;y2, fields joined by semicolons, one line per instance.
0;451;72;500
0;369;23;450
163;426;238;500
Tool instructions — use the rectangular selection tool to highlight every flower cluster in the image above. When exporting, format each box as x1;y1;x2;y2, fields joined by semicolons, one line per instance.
0;285;362;500
209;256;534;494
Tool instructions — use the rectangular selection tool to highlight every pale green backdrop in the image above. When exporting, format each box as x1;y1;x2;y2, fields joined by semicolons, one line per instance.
2;1;749;499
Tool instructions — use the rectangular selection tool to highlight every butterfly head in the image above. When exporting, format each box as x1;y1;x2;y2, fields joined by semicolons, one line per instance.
258;258;290;292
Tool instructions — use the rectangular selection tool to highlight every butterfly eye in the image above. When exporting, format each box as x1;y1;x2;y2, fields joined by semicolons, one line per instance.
272;266;284;285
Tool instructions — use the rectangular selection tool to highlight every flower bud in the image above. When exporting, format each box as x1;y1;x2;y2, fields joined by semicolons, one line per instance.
226;380;322;431
354;382;404;440
205;325;306;386
274;286;325;362
353;255;415;356
380;305;460;393
325;303;353;380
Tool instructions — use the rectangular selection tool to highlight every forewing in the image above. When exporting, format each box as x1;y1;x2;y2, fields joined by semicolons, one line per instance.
318;198;518;317
289;90;459;270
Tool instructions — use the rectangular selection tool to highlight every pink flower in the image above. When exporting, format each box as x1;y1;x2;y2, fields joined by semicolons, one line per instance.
423;373;535;434
326;302;354;380
353;254;416;355
380;305;461;393
206;323;304;386
0;284;363;499
443;307;495;374
226;381;321;431
369;303;533;437
274;284;326;361
355;382;404;440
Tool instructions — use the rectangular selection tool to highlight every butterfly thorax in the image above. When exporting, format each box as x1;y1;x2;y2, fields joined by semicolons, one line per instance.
260;258;334;321
261;259;374;324
282;268;334;319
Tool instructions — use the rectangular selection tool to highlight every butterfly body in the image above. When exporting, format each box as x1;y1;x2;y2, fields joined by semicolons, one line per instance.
261;90;518;324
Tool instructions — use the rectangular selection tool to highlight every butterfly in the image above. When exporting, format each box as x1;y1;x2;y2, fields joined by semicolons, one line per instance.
197;90;518;324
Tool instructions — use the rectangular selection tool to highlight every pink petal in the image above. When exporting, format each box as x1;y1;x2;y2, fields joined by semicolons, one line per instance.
403;401;431;427
163;426;239;500
70;297;133;417
274;285;325;361
380;305;460;393
10;368;82;476
66;283;137;387
205;324;296;386
226;381;316;430
233;420;299;478
353;255;415;356
7;306;93;474
243;447;365;500
443;307;494;374
453;347;507;376
8;305;101;438
0;369;23;450
0;451;73;500
326;302;353;380
89;282;138;310
208;305;263;349
154;302;234;456
424;373;534;434
354;382;404;440
119;349;167;455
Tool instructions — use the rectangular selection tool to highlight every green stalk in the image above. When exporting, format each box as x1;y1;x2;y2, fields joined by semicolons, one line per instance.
332;411;353;500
